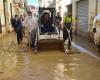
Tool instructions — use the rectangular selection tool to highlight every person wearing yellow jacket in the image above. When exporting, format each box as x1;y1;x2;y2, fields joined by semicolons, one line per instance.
63;12;73;50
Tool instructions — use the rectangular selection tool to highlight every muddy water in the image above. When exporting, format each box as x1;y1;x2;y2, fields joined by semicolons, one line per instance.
0;33;100;80
1;50;100;80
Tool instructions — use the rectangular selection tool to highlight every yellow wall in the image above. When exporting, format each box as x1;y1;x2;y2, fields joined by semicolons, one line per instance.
88;0;97;32
97;0;100;13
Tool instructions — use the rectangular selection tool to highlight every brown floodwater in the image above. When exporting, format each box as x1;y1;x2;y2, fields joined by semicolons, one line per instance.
0;33;100;80
1;50;100;80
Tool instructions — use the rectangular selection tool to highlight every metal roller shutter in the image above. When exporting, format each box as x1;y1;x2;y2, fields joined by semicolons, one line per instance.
77;0;89;33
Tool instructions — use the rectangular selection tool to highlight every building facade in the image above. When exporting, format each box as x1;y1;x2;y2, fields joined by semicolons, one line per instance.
48;0;56;8
72;0;100;37
0;0;15;35
0;0;26;36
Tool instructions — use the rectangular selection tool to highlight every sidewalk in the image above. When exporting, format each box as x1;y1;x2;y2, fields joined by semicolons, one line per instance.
73;34;100;57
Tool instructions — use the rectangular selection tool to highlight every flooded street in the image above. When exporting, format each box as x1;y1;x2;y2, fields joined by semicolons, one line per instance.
0;33;100;80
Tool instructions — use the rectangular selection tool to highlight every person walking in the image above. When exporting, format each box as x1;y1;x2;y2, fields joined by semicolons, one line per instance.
13;15;23;44
24;11;38;50
10;15;15;29
20;15;25;36
55;12;62;35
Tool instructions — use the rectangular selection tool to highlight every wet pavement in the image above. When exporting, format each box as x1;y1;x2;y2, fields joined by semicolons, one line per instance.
0;33;100;80
73;34;100;57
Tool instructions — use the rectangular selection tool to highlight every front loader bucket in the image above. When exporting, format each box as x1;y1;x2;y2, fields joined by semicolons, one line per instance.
37;39;64;52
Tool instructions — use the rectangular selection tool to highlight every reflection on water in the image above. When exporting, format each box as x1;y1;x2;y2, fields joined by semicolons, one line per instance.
68;63;79;66
72;58;80;61
54;63;69;80
21;52;30;80
69;68;78;71
1;50;100;80
0;33;100;80
0;51;17;79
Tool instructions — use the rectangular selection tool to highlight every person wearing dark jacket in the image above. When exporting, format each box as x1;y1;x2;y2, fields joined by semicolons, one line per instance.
63;12;73;50
55;12;62;35
10;17;14;28
41;12;53;33
63;12;73;41
13;15;23;44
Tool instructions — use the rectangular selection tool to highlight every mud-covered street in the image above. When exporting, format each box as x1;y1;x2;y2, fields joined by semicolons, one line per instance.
0;33;99;80
0;0;100;79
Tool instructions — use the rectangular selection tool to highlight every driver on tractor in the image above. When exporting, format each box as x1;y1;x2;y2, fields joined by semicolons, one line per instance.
41;12;54;34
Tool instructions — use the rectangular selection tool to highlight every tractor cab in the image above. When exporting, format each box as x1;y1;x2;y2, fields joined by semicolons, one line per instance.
37;7;64;52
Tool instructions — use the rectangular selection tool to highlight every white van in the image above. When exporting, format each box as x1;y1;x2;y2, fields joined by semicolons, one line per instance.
93;14;100;51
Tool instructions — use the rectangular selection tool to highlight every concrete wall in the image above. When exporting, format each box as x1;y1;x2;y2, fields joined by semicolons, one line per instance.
72;0;77;26
72;0;79;34
0;0;16;36
88;0;97;32
71;0;100;39
97;0;100;14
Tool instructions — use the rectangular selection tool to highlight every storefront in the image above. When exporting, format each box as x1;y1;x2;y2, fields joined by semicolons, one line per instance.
77;0;89;33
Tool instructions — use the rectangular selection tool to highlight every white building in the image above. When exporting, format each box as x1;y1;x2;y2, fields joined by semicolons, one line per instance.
56;0;71;25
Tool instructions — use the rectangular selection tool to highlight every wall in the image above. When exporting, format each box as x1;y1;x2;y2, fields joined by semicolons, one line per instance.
72;0;98;32
0;0;16;36
88;0;97;32
97;0;100;13
72;0;76;26
72;0;79;34
72;0;100;39
0;0;25;37
0;0;5;25
4;0;15;33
